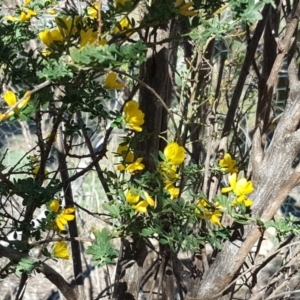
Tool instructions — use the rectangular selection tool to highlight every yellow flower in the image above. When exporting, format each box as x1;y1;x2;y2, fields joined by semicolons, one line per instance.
143;191;155;207
99;39;107;46
88;2;98;19
6;8;36;22
195;199;222;226
132;200;148;213
1;90;31;121
126;189;155;213
104;72;124;89
126;189;140;204
117;144;136;171
131;191;155;214
175;0;198;17
52;242;70;260
219;153;238;173
80;28;98;48
123;100;145;132
117;144;134;163
55;207;76;231
159;162;179;184
232;197;253;207
47;9;57;15
19;9;36;22
4;91;18;107
24;0;31;5
5;16;18;22
32;166;49;179
221;173;254;206
164;142;185;165
114;17;133;35
39;28;64;47
125;157;145;174
55;15;78;37
49;199;60;213
164;183;180;199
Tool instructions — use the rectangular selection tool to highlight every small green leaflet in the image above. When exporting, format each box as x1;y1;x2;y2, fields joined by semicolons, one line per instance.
86;228;118;267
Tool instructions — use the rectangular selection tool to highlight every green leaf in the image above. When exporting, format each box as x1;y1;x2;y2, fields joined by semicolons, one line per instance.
86;228;118;267
141;228;154;237
16;258;39;276
102;203;120;217
159;238;169;245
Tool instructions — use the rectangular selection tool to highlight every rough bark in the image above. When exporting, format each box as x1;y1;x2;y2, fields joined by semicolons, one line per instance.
186;2;300;298
186;58;300;300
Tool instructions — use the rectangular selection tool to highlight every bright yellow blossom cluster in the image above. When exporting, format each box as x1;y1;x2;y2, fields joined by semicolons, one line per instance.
117;144;145;174
123;100;145;132
39;14;106;51
104;72;124;89
219;153;238;174
222;173;254;207
52;241;70;260
0;91;31;122
5;1;36;22
114;17;133;36
195;199;223;226
159;142;185;199
126;189;155;214
48;199;76;231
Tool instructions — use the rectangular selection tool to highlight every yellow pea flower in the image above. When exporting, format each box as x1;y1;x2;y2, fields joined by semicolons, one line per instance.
55;15;78;37
123;100;145;132
5;16;18;22
219;153;238;174
125;157;145;174
6;8;36;22
19;9;36;22
126;189;140;204
3;91;17;107
49;199;60;213
0;90;31;121
195;199;223;226
232;196;253;207
143;191;155;207
104;72;125;89
52;242;70;260
222;173;254;207
88;2;98;19
131;191;155;214
132;200;148;213
114;17;133;36
55;207;76;231
117;144;134;163
222;173;254;195
164;142;185;165
39;28;64;47
47;9;57;15
80;28;99;48
159;163;179;184
164;182;180;199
